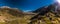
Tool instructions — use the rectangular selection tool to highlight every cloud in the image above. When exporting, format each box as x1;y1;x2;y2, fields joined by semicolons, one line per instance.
23;10;32;12
0;6;10;8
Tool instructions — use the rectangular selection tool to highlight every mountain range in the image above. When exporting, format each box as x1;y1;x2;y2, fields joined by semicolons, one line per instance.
0;3;60;24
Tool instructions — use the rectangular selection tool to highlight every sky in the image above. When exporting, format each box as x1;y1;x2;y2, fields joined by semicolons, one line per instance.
0;0;55;12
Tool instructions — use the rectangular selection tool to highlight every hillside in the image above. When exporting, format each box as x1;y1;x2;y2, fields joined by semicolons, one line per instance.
29;11;60;24
0;6;36;24
29;3;60;24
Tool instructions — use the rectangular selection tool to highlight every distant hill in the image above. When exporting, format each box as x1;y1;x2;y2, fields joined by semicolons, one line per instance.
0;7;23;17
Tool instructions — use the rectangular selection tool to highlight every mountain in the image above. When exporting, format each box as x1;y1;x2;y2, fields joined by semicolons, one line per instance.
29;3;60;24
33;4;56;13
31;4;56;20
0;7;23;17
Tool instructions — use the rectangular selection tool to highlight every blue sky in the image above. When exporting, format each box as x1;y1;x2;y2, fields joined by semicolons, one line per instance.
0;0;55;12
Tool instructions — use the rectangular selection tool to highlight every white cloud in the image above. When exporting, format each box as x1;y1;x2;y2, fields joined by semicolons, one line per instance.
0;6;10;8
23;10;32;12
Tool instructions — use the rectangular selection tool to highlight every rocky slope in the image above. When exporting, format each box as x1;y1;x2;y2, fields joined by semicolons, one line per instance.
29;11;60;24
29;3;60;24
